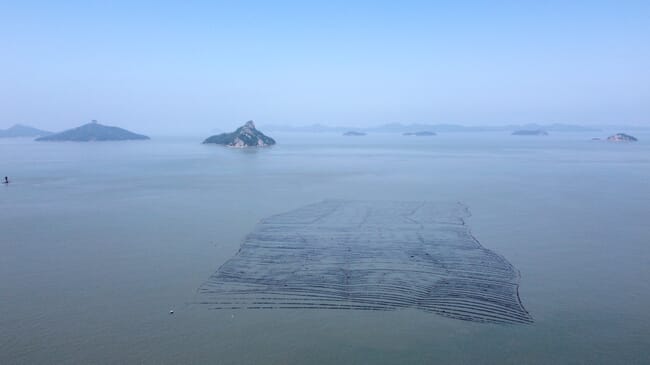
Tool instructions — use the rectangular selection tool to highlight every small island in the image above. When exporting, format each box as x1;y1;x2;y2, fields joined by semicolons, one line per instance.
36;120;149;142
203;120;275;147
607;133;637;142
512;129;549;136
343;131;366;136
403;131;436;136
0;124;52;138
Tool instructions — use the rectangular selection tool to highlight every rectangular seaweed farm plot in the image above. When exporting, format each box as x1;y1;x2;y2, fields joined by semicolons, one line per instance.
198;200;533;324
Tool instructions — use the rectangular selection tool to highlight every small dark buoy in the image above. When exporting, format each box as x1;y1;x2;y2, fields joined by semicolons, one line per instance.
169;309;174;315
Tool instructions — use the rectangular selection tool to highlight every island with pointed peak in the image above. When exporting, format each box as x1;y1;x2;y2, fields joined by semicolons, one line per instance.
203;120;276;147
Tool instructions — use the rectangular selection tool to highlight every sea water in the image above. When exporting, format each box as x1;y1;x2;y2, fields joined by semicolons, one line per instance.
1;132;649;364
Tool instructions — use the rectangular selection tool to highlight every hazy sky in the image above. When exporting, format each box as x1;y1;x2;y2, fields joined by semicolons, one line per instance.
1;0;649;133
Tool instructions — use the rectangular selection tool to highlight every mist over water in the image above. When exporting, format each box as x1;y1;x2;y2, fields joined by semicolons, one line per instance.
1;132;650;364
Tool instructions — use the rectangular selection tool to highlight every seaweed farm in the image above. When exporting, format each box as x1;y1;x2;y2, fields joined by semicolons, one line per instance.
198;200;532;324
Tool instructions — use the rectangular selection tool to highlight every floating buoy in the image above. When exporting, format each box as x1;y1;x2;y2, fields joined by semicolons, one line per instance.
169;310;174;315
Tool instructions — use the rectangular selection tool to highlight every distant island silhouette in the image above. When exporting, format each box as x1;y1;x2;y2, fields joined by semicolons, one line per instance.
0;124;52;138
512;129;549;136
607;133;637;142
403;131;436;136
36;120;149;141
343;131;366;136
203;120;275;147
263;122;603;133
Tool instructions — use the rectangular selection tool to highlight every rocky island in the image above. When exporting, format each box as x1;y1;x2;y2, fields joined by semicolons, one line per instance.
343;131;366;136
0;124;52;138
203;120;275;147
607;133;637;142
403;131;436;136
512;129;549;136
36;121;149;141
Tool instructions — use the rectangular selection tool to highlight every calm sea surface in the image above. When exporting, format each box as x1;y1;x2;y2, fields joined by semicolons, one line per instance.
1;132;649;364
